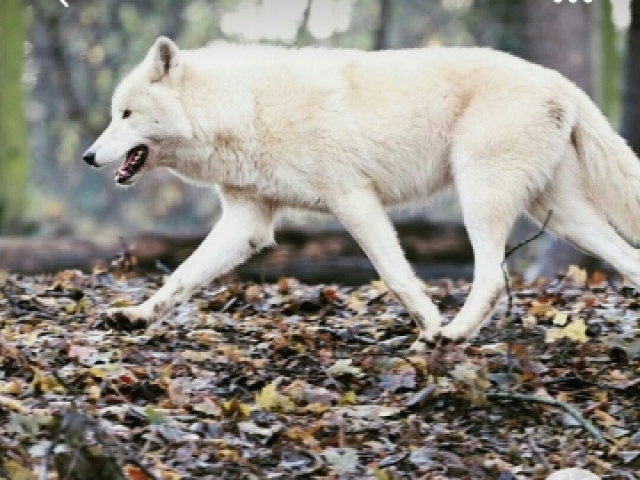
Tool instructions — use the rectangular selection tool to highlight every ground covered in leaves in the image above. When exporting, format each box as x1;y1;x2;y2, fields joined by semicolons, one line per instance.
1;268;639;479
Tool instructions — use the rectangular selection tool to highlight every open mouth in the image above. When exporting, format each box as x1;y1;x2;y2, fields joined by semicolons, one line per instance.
115;145;148;184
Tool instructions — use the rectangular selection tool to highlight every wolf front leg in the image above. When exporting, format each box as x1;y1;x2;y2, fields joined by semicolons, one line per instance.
327;187;442;351
105;191;277;329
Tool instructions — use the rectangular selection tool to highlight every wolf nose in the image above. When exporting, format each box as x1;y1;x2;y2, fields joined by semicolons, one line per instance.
83;150;97;167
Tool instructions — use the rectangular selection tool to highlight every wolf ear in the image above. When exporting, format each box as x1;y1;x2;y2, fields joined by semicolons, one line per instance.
148;37;181;81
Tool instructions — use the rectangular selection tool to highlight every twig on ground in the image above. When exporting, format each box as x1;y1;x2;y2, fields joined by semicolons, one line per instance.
502;211;552;372
487;391;607;445
502;210;553;319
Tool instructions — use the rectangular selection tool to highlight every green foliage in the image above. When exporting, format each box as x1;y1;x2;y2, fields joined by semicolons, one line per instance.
0;0;29;233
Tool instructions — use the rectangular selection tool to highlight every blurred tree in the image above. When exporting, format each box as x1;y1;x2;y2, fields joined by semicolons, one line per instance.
373;0;391;50
522;0;595;93
295;1;313;46
600;0;622;126
466;0;524;54
622;0;640;155
0;0;29;232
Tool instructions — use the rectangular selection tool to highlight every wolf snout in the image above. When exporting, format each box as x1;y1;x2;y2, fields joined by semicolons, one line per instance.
82;150;98;167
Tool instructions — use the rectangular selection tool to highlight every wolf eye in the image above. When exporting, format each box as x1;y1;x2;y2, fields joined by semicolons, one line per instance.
122;110;132;119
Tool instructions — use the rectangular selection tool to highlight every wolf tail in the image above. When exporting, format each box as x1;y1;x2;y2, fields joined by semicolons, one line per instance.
569;86;640;242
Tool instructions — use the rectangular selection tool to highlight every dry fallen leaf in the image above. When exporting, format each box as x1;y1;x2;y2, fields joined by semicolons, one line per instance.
255;381;296;412
545;318;588;344
566;265;588;286
552;311;569;326
327;359;362;376
323;447;359;474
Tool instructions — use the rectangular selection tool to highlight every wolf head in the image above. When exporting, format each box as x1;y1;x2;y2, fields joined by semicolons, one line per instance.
83;37;193;186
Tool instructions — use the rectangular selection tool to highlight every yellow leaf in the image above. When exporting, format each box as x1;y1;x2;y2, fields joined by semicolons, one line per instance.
563;318;588;343
552;311;569;326
86;385;101;400
566;265;587;286
407;355;427;371
0;394;29;414
283;380;306;402
222;399;252;418
347;294;367;314
31;368;64;394
2;460;35;480
160;469;182;480
594;391;608;403
301;403;329;414
90;366;108;379
373;468;391;480
339;391;357;405
593;409;618;427
159;365;173;387
545;319;588;344
23;332;39;347
64;303;77;314
545;328;565;343
109;298;131;308
255;381;295;412
1;381;22;395
217;448;240;461
370;280;388;294
529;303;556;316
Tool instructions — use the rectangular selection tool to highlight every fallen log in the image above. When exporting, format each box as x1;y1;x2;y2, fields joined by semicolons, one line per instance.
0;221;474;283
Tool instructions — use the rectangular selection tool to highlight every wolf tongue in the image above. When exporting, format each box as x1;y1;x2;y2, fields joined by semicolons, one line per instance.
124;149;138;170
115;153;135;181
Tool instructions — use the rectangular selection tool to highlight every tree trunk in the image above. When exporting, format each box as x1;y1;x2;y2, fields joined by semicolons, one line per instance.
599;0;622;126
373;0;391;50
621;0;640;155
0;0;29;232
522;1;594;93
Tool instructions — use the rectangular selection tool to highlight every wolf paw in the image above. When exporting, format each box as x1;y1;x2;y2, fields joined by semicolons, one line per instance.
409;330;438;352
437;324;469;344
102;306;151;331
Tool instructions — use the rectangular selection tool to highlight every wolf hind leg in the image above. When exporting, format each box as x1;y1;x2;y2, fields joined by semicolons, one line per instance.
439;142;561;342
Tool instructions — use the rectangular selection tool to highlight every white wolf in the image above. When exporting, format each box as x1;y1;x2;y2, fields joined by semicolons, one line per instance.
84;37;640;349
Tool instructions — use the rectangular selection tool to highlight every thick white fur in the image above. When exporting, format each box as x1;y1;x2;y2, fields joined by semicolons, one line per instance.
86;37;640;348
